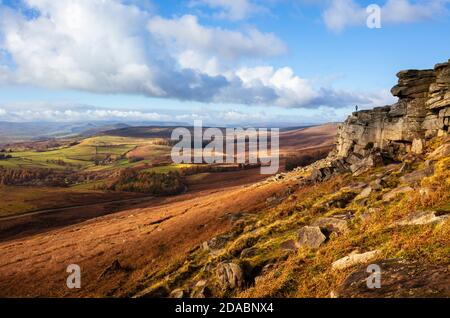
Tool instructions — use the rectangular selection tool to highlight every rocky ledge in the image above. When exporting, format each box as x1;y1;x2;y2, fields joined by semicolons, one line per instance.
309;59;450;181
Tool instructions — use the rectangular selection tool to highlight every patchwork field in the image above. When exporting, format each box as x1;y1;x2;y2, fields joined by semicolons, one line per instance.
0;124;337;256
1;135;172;171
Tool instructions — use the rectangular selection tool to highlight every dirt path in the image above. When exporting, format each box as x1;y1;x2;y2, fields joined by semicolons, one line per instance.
0;175;289;297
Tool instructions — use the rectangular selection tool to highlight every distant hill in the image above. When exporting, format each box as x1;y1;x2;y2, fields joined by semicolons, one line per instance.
0;121;129;143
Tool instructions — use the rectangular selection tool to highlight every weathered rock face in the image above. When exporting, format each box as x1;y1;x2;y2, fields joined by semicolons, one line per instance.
216;263;244;291
333;60;450;161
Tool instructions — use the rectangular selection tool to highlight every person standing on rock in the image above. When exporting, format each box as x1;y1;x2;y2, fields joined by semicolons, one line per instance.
355;105;359;112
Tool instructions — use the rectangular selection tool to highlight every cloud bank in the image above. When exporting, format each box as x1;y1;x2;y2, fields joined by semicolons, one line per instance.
0;0;394;109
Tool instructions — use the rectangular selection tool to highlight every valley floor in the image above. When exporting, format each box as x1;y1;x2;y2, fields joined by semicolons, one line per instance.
0;171;290;297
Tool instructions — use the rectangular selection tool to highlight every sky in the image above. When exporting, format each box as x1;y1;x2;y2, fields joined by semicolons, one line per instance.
0;0;449;126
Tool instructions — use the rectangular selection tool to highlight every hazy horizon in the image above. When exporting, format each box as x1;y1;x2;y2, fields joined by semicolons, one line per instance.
1;0;449;126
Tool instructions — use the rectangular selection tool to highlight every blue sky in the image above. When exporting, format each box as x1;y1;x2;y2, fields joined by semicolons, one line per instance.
0;0;449;126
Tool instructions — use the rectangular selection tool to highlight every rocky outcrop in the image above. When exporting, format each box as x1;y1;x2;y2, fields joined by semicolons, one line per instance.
216;262;244;291
331;60;450;165
296;226;327;249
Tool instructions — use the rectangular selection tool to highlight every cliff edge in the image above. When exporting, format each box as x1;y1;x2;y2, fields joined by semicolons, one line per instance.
334;60;449;159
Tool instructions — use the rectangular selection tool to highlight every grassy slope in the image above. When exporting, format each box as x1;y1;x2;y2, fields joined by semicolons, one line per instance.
136;137;450;298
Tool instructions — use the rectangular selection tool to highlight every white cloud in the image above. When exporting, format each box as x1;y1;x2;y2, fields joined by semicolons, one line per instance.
0;0;164;95
148;14;286;66
382;0;449;23
323;0;449;32
235;66;318;107
323;0;366;32
0;0;391;110
0;104;171;122
188;0;266;21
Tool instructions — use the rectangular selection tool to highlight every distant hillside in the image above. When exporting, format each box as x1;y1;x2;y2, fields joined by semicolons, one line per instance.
0;122;133;144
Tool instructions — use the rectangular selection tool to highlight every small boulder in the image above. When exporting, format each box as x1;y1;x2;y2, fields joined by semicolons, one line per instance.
370;178;384;191
169;288;185;298
240;247;258;258
332;250;381;271
382;186;414;202
203;234;232;255
216;263;244;291
395;210;449;226
190;280;209;298
356;186;372;199
280;239;298;251
311;217;349;236
297;226;327;249
411;138;424;154
400;166;434;186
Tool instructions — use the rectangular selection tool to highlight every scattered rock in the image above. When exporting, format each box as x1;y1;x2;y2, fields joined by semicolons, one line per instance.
203;234;232;255
321;191;358;209
169;288;185;298
280;239;298;251
240;247;258;258
216;263;244;291
311;217;349;236
350;153;385;176
356;186;372;200
395;210;449;226
332;250;381;271
400;165;434;186
190;280;209;298
297;226;327;249
382;186;414;202
354;186;373;205
370;178;385;191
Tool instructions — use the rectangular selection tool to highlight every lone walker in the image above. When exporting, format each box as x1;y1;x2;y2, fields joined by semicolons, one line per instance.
355;105;359;112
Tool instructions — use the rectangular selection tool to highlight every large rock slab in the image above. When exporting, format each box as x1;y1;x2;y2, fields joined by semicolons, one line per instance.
332;250;381;271
395;210;449;226
297;226;327;249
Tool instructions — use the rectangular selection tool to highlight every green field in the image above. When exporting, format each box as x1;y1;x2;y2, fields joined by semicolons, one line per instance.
0;135;173;171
